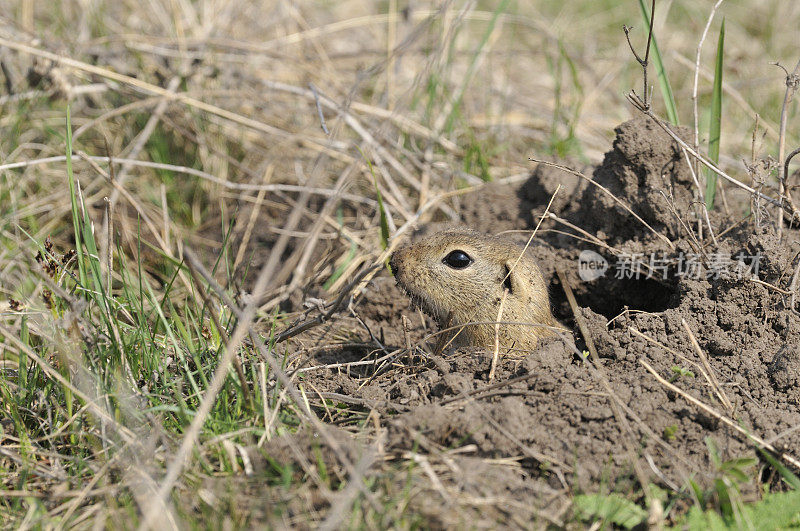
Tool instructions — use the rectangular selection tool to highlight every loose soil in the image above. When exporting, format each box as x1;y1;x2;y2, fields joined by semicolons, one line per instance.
249;116;800;526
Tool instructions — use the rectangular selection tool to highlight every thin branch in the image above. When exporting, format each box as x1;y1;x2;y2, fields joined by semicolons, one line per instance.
274;264;380;344
0;154;378;208
783;146;800;224
775;58;800;235
488;288;509;382
640;359;800;470
623;0;657;108
626;99;800;219
530;158;675;249
681;319;733;413
556;268;654;497
309;82;330;135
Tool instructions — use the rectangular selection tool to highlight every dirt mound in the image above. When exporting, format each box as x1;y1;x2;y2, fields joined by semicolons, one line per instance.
289;115;800;520
577;117;697;243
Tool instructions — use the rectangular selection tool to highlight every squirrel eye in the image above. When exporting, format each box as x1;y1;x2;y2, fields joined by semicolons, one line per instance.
442;250;473;269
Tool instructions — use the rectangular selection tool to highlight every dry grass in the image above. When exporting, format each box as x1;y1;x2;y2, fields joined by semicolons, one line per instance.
1;0;799;527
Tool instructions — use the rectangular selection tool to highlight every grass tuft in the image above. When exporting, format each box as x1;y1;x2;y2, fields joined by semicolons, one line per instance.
638;0;679;124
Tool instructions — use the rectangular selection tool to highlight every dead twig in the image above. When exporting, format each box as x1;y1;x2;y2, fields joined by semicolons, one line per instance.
680;147;718;245
790;252;800;312
471;401;572;474
556;269;598;361
530;159;675;249
623;0;657;109
0;154;377;207
309;82;330;135
750;277;793;295
557;268;655;496
640;359;800;470
503;184;562;283
0;37;289;139
490;184;562;380
545;213;614;251
782;146;800;228
626;99;800;221
629;326;717;388
488;288;509;382
439;372;540;406
274;264;380;344
681;319;733;413
295;348;401;375
774;59;800;235
233;165;274;271
657;189;709;263
314;392;408;412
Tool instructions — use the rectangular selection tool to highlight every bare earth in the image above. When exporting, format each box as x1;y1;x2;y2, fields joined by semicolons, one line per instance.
230;116;800;526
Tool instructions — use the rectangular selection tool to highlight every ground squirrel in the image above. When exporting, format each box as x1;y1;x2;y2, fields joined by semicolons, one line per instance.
390;228;558;351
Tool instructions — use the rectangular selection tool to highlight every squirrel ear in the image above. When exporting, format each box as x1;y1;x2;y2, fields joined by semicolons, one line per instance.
502;263;514;294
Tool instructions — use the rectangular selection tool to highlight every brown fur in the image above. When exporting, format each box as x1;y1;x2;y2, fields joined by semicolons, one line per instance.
389;229;558;351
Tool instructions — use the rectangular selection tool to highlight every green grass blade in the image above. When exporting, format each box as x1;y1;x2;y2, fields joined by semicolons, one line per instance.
67;107;122;355
705;19;725;210
358;149;389;250
757;446;800;491
373;177;390;251
638;0;679;124
65;106;87;286
441;0;510;132
19;314;29;391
